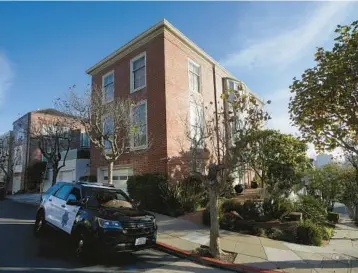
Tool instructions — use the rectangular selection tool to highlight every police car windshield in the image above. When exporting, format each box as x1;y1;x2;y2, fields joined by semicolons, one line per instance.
83;187;133;209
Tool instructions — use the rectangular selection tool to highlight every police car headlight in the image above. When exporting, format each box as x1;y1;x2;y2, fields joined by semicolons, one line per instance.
97;218;122;230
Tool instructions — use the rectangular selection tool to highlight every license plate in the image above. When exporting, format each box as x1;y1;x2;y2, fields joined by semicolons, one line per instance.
135;237;147;246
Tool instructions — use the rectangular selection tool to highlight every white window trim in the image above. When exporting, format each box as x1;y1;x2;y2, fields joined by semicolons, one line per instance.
130;52;146;93
102;70;114;104
189;101;205;149
130;100;148;151
188;58;201;94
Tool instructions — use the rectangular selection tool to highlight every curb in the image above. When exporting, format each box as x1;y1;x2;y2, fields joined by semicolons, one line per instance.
156;241;282;273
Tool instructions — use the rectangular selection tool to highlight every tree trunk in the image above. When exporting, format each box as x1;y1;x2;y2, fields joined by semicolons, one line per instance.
108;161;114;185
52;168;57;186
208;187;221;258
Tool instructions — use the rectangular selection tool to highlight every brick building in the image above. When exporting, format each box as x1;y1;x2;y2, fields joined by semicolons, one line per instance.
87;19;261;191
11;109;90;193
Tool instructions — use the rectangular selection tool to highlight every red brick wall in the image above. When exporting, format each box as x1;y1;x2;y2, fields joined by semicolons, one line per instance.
90;33;168;175
163;30;232;179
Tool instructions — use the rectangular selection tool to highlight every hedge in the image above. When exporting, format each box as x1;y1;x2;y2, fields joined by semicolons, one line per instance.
327;212;339;223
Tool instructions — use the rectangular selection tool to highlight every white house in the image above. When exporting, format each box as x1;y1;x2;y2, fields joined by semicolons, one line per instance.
42;149;90;192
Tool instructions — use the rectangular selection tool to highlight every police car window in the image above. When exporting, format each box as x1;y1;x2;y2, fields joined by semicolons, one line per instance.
45;183;62;196
83;187;132;209
67;187;81;201
55;184;72;200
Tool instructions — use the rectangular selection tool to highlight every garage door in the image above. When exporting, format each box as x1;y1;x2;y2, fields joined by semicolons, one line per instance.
102;168;133;194
58;170;74;182
12;175;21;194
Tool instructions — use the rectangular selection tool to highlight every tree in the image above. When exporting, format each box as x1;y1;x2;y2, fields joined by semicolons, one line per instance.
233;129;308;195
0;134;15;192
57;85;134;185
305;163;343;210
182;80;270;258
289;21;358;169
30;116;76;186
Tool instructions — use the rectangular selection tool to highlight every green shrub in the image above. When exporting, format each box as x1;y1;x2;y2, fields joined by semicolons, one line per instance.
220;214;237;230
251;227;266;237
321;227;333;240
267;227;284;240
327;212;339;223
251;181;258;189
296;220;323;246
179;175;206;213
241;200;264;221
263;197;294;220
127;173;167;213
158;181;184;217
295;195;327;225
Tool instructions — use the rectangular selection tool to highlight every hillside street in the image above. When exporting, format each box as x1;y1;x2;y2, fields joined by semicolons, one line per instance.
0;200;228;273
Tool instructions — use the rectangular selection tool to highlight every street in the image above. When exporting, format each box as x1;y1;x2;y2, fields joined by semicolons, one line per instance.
0;200;223;273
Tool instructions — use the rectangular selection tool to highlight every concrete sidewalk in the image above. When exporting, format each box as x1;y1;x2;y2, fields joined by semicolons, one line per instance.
153;207;358;273
8;194;358;272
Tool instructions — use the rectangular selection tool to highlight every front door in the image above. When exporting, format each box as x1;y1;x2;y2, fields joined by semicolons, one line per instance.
51;184;73;230
62;187;81;234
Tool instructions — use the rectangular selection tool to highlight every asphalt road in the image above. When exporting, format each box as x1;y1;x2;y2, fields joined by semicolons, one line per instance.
0;199;225;273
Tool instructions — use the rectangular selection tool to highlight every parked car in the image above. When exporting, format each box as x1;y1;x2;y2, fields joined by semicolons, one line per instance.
34;181;157;260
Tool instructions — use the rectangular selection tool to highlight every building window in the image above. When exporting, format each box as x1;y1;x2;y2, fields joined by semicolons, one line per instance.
130;52;146;92
103;71;114;103
131;100;147;149
188;60;201;93
189;102;204;147
103;116;114;151
80;132;90;148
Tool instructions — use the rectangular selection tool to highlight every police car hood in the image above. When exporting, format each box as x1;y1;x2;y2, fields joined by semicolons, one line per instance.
98;207;153;220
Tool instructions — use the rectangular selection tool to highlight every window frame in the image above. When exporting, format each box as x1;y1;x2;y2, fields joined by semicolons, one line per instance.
189;101;205;148
130;100;148;150
130;52;146;93
188;59;201;94
102;70;114;104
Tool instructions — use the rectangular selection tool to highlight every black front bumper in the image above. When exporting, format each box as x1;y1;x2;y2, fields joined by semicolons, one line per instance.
96;228;157;253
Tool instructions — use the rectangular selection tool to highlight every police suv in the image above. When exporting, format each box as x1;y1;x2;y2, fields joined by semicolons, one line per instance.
34;181;157;259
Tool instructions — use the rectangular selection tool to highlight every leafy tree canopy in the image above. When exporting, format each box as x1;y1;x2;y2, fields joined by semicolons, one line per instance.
289;21;358;154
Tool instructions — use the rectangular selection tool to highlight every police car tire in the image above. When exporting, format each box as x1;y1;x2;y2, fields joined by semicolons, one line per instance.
73;230;92;262
34;211;47;237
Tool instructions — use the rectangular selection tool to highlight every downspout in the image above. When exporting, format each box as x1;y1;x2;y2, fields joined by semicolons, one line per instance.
212;65;221;164
24;113;31;192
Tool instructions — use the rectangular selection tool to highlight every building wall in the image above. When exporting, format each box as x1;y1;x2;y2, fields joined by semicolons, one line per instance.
89;22;261;187
12;111;86;193
90;32;168;177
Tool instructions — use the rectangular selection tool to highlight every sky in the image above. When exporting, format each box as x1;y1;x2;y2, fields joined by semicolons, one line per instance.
0;1;357;158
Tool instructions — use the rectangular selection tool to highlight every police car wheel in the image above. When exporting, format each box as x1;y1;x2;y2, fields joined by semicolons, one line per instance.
74;231;91;262
34;212;46;237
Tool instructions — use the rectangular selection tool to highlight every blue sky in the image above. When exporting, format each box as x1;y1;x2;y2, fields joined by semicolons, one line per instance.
0;1;357;156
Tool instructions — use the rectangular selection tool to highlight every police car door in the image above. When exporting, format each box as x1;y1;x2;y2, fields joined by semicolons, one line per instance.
62;186;81;234
51;184;73;230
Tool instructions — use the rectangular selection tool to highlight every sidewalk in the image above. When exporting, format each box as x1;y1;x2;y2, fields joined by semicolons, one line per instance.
7;194;358;272
153;208;358;273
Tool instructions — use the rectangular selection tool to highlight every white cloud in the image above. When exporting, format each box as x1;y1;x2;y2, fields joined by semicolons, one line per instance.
221;1;353;70
0;53;13;107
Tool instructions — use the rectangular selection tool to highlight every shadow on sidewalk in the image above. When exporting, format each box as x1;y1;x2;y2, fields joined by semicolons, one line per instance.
238;258;358;271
